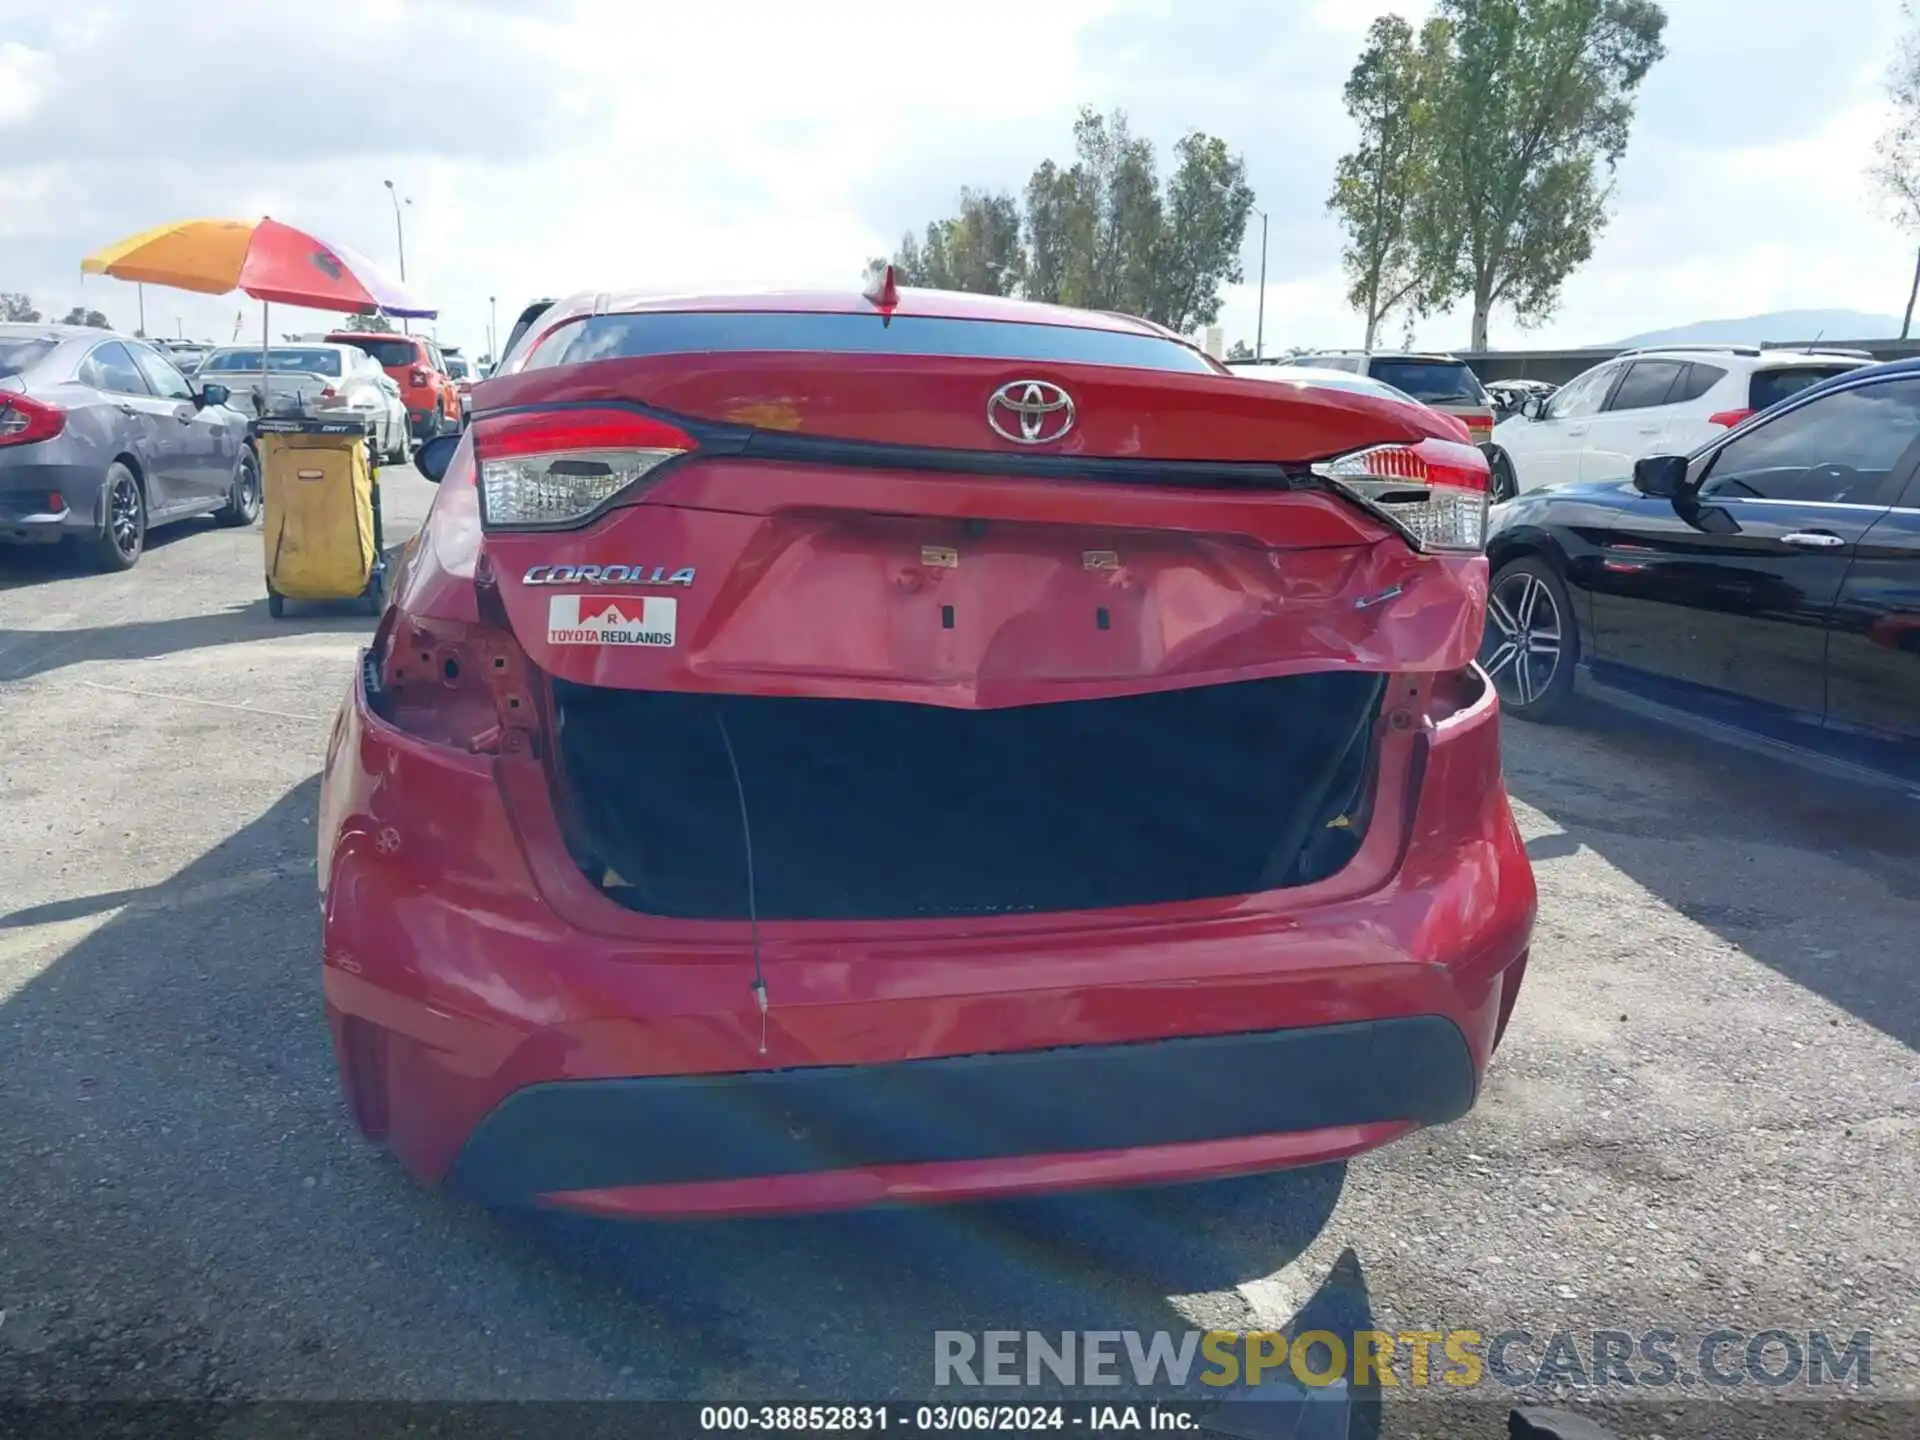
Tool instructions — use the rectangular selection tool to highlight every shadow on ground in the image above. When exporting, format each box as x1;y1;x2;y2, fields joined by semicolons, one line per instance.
0;515;215;592
0;541;410;683
0;775;1361;1403
1504;697;1920;1050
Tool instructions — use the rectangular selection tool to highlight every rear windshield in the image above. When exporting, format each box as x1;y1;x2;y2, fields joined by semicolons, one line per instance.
1749;365;1862;413
445;357;470;379
0;338;55;378
336;337;417;368
527;312;1218;374
1292;354;1366;373
202;347;344;377
1367;359;1488;404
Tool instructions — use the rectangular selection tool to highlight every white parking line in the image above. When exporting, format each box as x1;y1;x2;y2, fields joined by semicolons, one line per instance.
79;678;327;724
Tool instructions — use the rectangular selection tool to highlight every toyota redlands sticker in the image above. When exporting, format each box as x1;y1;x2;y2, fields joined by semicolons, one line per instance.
546;594;677;647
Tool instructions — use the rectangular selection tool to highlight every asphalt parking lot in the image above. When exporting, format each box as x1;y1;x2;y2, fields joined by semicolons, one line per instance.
1;467;1916;1427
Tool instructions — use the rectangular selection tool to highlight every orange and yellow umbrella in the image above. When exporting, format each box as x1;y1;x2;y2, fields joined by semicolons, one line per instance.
82;217;434;315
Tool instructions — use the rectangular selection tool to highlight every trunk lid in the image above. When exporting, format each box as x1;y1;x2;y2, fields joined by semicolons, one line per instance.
472;353;1484;707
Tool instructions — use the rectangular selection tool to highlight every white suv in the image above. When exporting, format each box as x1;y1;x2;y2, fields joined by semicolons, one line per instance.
1488;344;1875;497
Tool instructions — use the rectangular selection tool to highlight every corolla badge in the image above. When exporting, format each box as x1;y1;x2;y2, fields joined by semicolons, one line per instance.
987;380;1075;445
523;564;695;587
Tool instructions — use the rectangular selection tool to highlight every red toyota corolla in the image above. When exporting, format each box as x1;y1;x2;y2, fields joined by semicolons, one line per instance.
316;279;1535;1219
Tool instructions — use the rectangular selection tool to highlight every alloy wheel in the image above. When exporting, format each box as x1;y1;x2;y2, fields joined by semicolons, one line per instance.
1481;568;1562;708
109;473;143;558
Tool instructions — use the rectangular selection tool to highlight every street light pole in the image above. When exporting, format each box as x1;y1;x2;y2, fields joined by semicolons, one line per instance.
489;295;498;366
383;179;411;334
1254;208;1268;360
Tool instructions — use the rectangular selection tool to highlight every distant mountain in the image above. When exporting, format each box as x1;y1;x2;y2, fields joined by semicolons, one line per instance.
1608;309;1906;347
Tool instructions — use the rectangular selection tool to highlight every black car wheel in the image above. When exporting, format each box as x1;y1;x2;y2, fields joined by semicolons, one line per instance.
217;445;262;527
1488;447;1519;504
1481;556;1579;721
85;462;146;571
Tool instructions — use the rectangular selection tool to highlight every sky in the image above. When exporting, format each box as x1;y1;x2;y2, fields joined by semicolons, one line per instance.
0;0;1913;360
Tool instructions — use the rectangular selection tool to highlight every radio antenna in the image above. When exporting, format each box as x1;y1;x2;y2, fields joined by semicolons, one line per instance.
713;710;770;1055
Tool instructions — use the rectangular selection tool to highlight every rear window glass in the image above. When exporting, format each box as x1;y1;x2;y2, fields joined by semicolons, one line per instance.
1367;359;1487;403
336;337;417;368
1749;365;1862;413
203;348;344;377
445;357;470;379
0;338;55;378
527;312;1218;374
1292;354;1366;373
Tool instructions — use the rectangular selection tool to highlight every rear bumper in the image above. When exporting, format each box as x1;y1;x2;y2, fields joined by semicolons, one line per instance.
450;1017;1474;1209
319;663;1535;1216
0;457;103;544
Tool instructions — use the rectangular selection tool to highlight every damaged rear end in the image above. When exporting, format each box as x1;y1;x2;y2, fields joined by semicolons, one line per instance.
331;295;1534;1211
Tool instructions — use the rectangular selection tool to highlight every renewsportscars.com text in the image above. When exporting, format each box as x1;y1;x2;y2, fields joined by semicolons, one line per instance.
933;1328;1873;1392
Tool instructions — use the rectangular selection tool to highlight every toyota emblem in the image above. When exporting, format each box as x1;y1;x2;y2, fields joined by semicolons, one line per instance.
987;380;1076;445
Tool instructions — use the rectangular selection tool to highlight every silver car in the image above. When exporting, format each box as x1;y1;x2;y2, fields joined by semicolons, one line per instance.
196;342;410;463
0;324;259;571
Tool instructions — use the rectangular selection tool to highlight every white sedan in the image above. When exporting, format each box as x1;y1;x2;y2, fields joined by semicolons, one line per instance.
196;343;411;463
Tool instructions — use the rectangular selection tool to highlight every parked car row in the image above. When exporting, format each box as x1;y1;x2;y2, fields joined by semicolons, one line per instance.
1486;343;1874;498
196;343;412;462
0;312;480;572
1228;340;1914;793
324;330;465;441
1482;355;1919;787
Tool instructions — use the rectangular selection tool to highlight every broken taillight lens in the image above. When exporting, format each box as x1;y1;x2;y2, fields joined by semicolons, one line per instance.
470;406;695;529
1312;438;1490;553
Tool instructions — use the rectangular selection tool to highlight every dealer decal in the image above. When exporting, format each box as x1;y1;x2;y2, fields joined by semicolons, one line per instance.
547;594;677;647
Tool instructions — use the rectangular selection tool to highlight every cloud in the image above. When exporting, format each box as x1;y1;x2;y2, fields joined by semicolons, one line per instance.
1;0;1914;360
0;0;577;163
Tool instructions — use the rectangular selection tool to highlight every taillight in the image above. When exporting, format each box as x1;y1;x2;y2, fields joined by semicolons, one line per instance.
0;394;68;448
319;386;337;401
471;406;695;529
1463;408;1494;438
1311;437;1489;553
1708;408;1753;428
410;367;428;387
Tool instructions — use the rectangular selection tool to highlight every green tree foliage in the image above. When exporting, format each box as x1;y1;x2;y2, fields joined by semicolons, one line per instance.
350;312;398;333
1;293;41;323
1327;15;1447;349
893;188;1025;295
59;306;110;328
1420;0;1667;349
1872;1;1920;337
1226;339;1255;361
1153;131;1257;333
892;107;1253;334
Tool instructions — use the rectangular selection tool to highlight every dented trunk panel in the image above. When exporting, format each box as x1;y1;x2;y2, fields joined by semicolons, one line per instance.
481;462;1487;706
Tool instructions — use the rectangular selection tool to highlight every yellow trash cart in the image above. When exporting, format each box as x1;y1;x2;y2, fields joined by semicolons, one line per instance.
253;417;387;618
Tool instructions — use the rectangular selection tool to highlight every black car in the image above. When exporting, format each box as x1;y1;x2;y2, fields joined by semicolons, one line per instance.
1482;359;1920;787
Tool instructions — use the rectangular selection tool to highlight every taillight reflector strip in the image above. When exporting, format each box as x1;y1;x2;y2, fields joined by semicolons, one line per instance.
471;407;696;529
1311;438;1489;554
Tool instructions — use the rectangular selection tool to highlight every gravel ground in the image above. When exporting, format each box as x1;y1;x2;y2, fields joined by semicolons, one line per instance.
1;468;1915;1434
